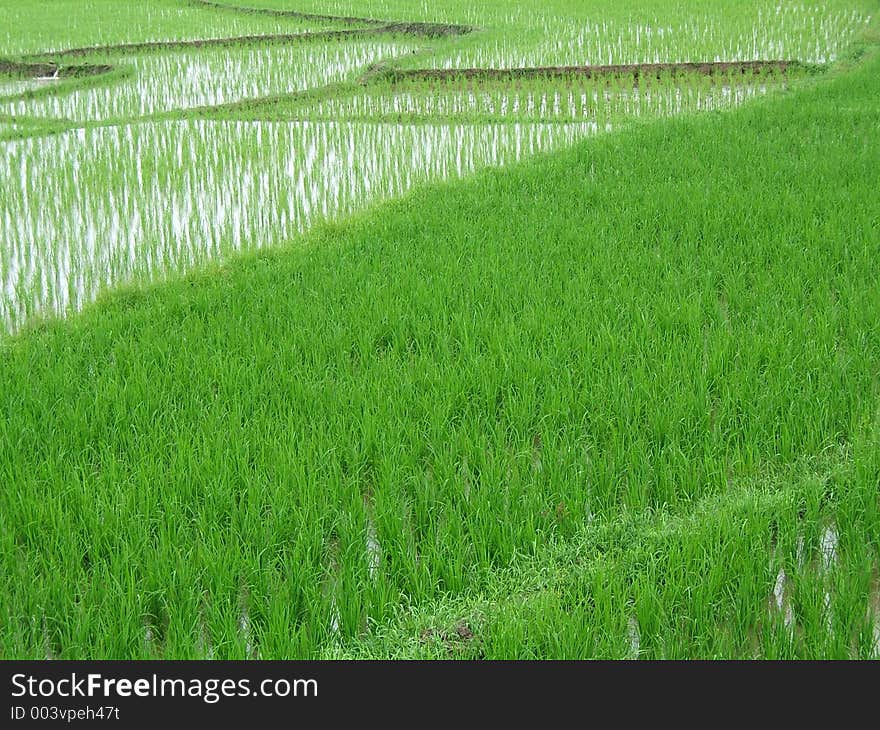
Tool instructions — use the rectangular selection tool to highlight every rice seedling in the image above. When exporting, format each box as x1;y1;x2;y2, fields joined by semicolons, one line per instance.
417;4;873;69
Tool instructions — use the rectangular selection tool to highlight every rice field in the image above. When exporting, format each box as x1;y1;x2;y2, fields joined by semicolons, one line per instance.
209;0;874;67
1;0;879;660
301;72;787;124
1;40;422;121
0;0;346;56
416;5;873;69
0;120;596;331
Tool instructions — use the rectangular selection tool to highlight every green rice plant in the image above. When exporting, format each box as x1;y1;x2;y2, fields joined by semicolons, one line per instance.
3;36;880;656
1;0;878;660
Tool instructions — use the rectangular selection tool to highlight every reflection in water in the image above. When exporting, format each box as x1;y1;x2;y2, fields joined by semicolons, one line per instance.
1;41;418;122
820;522;838;635
870;569;880;658
426;7;871;69
819;523;838;573
311;81;776;123
1;120;597;333
627;615;641;659
0;78;58;98
772;566;794;629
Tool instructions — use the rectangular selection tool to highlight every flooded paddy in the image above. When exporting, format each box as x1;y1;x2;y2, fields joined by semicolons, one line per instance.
0;78;61;99
1;40;420;122
307;76;782;124
0;119;596;332
424;6;872;69
0;0;346;57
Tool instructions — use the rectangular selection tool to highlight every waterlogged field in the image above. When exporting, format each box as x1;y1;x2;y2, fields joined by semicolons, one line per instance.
0;0;347;56
301;71;787;124
1;120;593;330
416;5;872;68
212;0;875;67
1;40;422;121
1;0;879;660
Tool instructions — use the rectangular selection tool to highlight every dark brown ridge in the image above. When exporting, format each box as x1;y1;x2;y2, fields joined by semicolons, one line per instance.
33;22;471;61
42;29;380;59
0;58;113;79
384;60;801;83
191;0;473;36
192;0;388;25
379;22;472;38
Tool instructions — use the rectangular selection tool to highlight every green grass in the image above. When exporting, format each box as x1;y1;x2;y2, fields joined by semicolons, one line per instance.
2;21;879;657
338;446;880;659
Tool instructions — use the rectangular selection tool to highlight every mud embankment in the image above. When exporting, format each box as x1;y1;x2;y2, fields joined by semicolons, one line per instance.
383;60;801;83
34;23;472;61
0;58;113;79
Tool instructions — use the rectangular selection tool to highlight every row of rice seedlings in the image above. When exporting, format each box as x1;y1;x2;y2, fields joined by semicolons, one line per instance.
0;39;420;122
422;5;873;69
0;119;596;334
542;6;872;66
0;68;131;112
0;115;74;142
0;0;346;56
307;71;788;124
4;2;864;123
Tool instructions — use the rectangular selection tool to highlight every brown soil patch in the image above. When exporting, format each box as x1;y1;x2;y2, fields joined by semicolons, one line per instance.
419;619;479;656
0;59;57;78
382;22;472;38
